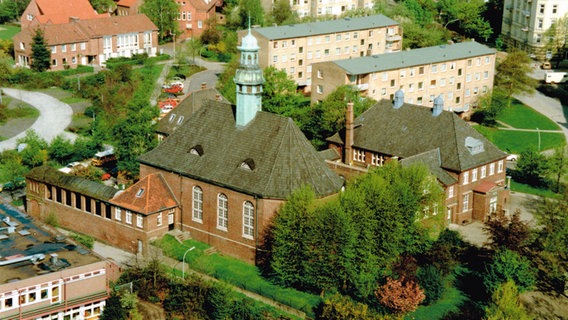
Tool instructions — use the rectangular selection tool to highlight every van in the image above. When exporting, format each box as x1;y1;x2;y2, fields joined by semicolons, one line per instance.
92;148;116;166
544;71;568;84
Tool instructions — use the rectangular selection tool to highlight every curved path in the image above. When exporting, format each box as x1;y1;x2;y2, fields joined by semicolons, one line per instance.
0;88;76;152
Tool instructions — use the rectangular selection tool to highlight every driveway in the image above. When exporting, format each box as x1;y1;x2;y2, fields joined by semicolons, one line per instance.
0;88;76;152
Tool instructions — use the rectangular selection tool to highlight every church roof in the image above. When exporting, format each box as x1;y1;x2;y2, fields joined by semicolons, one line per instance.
327;99;507;172
139;100;343;199
110;173;179;215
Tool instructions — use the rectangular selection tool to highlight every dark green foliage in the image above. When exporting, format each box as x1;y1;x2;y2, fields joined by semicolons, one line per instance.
483;211;532;253
483;250;536;294
416;265;445;305
140;0;180;41
17;130;48;167
402;0;435;26
0;0;29;23
420;229;465;276
48;135;75;164
205;284;233;320
269;0;297;25
495;50;537;106
401;22;449;49
305;85;374;150
471;89;508;127
513;149;550;187
100;292;127;320
237;0;264;29
30;28;51;72
163;277;209;318
89;0;115;13
262;66;306;117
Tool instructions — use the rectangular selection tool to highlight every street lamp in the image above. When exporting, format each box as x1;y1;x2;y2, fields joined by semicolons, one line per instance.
182;246;195;279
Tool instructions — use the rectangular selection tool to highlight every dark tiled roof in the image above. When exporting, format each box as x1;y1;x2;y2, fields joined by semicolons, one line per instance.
110;173;179;215
156;88;227;136
139;101;343;199
327;99;507;172
319;148;340;161
26;166;119;200
400;149;457;186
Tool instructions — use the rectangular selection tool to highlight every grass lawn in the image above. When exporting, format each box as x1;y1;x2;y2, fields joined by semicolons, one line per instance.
407;286;468;320
474;125;565;153
0;24;20;40
498;101;560;130
510;180;562;199
154;235;321;317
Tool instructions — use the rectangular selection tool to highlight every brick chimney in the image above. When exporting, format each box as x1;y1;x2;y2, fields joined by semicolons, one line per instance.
345;102;354;165
201;82;207;90
215;93;221;101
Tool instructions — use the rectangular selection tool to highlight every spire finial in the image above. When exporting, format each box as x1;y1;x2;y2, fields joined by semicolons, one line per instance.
248;14;251;33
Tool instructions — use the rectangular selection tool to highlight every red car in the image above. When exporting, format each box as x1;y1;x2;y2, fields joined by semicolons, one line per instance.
163;84;183;94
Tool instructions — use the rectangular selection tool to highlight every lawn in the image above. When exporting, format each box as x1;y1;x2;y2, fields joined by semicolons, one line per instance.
499;101;560;130
407;286;468;320
154;235;321;317
0;24;20;40
474;125;565;153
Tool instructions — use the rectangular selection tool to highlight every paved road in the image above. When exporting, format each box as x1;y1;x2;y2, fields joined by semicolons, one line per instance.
0;88;76;152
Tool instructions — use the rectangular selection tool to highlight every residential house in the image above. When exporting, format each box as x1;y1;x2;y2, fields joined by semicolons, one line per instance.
13;14;158;70
310;41;496;118
138;28;343;263
501;0;568;60
25;167;179;255
20;0;108;29
0;205;119;320
116;0;142;16
326;93;510;224
175;0;221;39
240;15;402;91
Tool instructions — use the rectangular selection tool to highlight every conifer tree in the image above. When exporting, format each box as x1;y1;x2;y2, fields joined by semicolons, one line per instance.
30;28;51;72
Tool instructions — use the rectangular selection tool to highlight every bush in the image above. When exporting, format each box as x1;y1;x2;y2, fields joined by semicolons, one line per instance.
416;265;445;305
71;232;95;249
483;250;536;294
44;211;59;227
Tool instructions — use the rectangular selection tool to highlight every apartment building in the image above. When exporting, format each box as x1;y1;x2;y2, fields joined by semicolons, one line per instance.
289;0;375;18
0;205;118;320
311;41;496;118
241;14;402;91
326;97;510;225
174;0;221;39
501;0;568;60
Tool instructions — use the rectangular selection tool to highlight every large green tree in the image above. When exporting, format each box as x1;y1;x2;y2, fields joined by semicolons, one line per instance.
268;0;297;25
544;15;568;68
262;66;305;117
514;149;550;186
484;280;533;320
548;146;568;193
437;0;492;40
140;0;180;41
30;28;51;72
0;0;29;23
494;50;537;107
237;0;264;29
483;249;536;294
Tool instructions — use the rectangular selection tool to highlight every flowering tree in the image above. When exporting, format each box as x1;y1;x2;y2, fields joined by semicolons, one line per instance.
376;277;425;314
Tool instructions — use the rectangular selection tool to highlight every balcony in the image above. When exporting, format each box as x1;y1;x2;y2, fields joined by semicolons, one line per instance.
386;34;402;42
354;83;369;91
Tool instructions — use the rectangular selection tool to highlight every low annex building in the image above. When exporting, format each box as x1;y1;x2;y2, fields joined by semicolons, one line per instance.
311;41;496;118
326;92;509;224
25;167;179;255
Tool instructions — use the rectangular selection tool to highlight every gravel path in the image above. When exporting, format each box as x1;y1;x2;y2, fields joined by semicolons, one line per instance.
0;88;77;152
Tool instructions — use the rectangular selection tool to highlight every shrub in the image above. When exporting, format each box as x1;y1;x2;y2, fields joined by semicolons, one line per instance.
376;277;425;314
71;232;94;249
44;211;59;227
416;265;445;305
483;250;536;294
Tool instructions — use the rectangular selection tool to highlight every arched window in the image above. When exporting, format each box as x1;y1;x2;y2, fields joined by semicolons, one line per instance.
217;194;228;231
243;201;254;239
192;186;203;222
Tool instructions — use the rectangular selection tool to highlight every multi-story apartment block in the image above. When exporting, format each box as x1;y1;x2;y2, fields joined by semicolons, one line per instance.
240;15;402;91
326;97;510;225
311;41;496;118
284;0;375;18
501;0;568;60
0;204;118;320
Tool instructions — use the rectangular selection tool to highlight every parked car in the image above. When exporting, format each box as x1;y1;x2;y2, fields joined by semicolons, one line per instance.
58;161;84;174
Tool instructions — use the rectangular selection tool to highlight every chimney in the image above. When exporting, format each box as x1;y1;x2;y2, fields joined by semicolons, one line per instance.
215;93;221;101
201;82;207;90
345;102;354;165
50;253;58;265
432;95;443;116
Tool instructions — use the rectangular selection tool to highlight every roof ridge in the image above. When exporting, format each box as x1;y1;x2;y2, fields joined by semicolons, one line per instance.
262;118;294;195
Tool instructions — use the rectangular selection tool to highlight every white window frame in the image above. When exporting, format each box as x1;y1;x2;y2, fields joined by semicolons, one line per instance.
136;214;143;228
480;166;486;178
498;160;504;173
489;163;495;175
472;168;478;182
192;186;203;223
217;194;228;231
463;193;470;212
115;207;121;221
125;210;132;224
157;212;162;226
243;201;254;239
463;171;469;185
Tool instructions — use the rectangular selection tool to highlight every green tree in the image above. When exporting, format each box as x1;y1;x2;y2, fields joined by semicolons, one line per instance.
30;28;51;72
89;0;116;13
100;292;127;320
237;0;265;29
484;280;533;320
472;89;508;127
483;210;532;253
513;149;549;187
0;0;29;23
437;0;492;40
204;284;233;320
402;0;435;27
544;15;568;68
401;22;449;49
269;0;297;25
483;249;536;294
306;85;375;150
262;66;305;117
17;130;48;168
218;55;239;104
140;0;180;41
548;146;568;193
318;293;373;320
494;50;537;107
48;135;75;164
416;265;445;305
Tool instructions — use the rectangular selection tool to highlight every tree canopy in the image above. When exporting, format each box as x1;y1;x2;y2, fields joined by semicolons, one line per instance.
30;28;51;72
494;50;537;106
140;0;180;41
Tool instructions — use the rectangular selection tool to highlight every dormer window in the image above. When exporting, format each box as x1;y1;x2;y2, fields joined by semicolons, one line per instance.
27;14;33;21
240;158;255;171
465;137;484;155
169;114;176;122
136;188;145;198
189;144;203;156
177;116;184;125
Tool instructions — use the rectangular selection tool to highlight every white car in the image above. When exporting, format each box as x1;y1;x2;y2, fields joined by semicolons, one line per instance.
58;162;84;174
506;154;519;161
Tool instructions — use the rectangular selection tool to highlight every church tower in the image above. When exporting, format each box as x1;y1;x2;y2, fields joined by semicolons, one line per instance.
234;24;265;127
